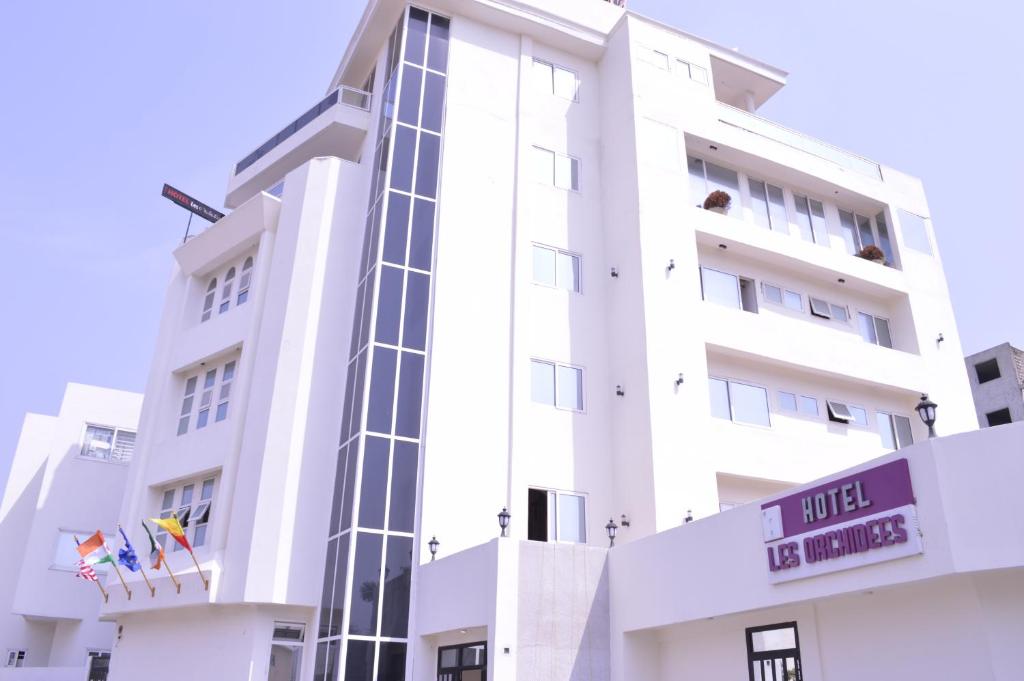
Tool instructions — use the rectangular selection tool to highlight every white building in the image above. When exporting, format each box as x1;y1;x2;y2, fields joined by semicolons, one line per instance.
0;383;141;680
99;1;1019;680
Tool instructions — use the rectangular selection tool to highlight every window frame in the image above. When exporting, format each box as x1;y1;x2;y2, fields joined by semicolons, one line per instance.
529;358;586;413
177;357;239;436
985;407;1012;427
78;423;136;465
527;486;588;544
533;146;581;192
709;376;772;428
639;46;670;71
877;410;914;450
155;475;218;553
5;650;26;668
857;311;894;349
974;358;1001;384
532;57;579;102
531;243;583;293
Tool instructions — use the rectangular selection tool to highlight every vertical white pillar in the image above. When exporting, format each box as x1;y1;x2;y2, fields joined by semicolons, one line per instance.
743;90;757;113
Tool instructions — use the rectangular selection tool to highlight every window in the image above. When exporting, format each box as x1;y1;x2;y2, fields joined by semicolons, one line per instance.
748;178;788;232
533;147;580;191
675;58;708;84
700;268;757;312
778;391;818;417
87;650;111;681
793;194;828;244
986;408;1013;427
269;623;305;681
201;278;217;322
52;530;110;572
219;267;236;314
216;361;236;422
532;245;581;292
827;400;867;426
761;283;802;312
975;358;1001;384
809;297;848;323
838;208;898;264
527;488;586;543
746;622;802;681
640;47;669;70
688;156;739;207
709;378;770;427
156;476;216;552
533;58;578;101
878;412;914;450
80;425;136;464
898;209;933;255
237;257;254;305
177;376;197;435
858;312;893;348
178;359;238;435
5;651;25;668
530;360;583;411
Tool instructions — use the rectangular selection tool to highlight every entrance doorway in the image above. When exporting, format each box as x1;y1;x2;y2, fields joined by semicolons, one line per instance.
437;642;486;681
745;622;802;681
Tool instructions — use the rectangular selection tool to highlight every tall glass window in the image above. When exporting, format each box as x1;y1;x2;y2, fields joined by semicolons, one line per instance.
316;8;450;681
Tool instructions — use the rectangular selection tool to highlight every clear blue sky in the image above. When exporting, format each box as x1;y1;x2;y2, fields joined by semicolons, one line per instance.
1;0;1020;489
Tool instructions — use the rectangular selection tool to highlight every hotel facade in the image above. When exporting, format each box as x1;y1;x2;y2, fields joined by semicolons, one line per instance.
41;0;1020;680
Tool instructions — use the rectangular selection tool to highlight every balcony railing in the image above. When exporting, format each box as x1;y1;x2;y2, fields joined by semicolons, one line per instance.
235;85;372;175
717;103;883;181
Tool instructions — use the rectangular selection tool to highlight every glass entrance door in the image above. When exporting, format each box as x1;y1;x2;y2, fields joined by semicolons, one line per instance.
437;642;486;681
746;622;802;681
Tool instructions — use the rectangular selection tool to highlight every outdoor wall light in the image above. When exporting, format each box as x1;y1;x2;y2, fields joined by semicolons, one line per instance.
916;394;938;438
610;267;619;278
685;509;694;523
620;514;631;528
667;259;676;272
936;333;945;345
616;385;625;397
498;507;511;537
428;536;439;561
675;373;685;387
605;518;618;547
718;243;727;250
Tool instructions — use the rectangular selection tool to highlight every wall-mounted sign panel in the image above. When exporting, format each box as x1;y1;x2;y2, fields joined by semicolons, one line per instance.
761;458;923;583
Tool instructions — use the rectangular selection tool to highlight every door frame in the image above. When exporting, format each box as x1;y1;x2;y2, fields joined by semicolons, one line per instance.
437;641;487;681
745;621;802;681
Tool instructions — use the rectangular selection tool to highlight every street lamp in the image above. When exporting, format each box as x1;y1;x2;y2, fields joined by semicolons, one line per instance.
916;394;938;438
605;518;618;548
428;536;439;561
497;507;511;537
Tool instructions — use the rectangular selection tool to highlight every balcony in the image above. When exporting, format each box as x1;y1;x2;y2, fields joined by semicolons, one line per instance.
226;86;371;208
716;102;882;181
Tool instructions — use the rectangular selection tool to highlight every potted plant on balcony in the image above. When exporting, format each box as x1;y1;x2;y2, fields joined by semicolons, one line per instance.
703;190;732;215
857;244;886;265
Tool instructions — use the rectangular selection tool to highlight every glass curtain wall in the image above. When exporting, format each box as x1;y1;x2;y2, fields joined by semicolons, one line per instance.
316;6;450;681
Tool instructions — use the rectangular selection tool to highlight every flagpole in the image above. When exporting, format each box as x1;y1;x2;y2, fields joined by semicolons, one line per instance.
171;512;209;591
163;557;182;594
74;535;109;603
103;537;133;601
187;548;209;591
119;525;155;597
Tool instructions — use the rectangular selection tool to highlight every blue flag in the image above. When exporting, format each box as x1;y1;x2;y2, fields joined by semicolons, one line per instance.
117;527;142;572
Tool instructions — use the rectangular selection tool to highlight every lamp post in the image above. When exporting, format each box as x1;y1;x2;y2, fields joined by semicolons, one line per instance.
916;394;938;438
605;518;618;548
497;507;510;538
428;536;439;561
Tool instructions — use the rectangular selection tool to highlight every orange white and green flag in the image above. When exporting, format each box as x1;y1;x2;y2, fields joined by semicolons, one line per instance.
76;531;115;568
149;515;192;553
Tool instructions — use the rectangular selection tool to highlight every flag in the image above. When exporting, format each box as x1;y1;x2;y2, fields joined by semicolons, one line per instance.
142;521;166;570
117;527;142;572
76;531;115;567
149;515;192;552
75;560;98;582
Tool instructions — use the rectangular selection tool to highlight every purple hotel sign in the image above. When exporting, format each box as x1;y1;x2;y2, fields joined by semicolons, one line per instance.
760;459;923;583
